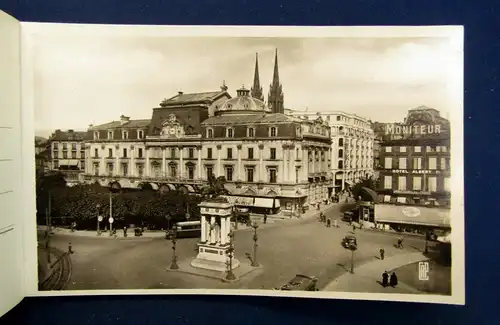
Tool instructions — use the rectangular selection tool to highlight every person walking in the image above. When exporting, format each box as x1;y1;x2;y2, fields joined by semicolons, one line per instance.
382;271;389;287
352;224;356;233
263;214;267;224
379;248;385;260
123;226;128;238
390;272;398;287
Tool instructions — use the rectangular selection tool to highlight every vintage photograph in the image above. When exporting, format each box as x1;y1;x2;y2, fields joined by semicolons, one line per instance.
32;25;463;301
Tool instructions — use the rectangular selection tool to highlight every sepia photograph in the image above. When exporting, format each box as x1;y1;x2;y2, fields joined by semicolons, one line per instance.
29;24;464;303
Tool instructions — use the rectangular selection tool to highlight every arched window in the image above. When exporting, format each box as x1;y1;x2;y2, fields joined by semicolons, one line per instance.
338;160;344;169
338;138;344;146
207;128;213;138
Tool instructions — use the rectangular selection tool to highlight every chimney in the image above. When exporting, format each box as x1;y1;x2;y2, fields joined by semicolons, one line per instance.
68;129;74;133
120;115;130;125
178;91;184;95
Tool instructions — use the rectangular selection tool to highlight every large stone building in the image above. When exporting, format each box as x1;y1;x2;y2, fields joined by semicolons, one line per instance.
375;106;451;207
82;51;331;217
286;110;375;194
47;129;87;185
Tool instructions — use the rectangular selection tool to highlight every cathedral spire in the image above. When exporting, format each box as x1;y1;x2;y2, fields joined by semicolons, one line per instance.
250;53;264;101
268;48;284;114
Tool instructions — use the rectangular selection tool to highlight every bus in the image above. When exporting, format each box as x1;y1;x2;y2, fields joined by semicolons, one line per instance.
167;220;201;239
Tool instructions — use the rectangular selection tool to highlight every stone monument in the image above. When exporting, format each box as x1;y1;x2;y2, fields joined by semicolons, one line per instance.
190;200;240;272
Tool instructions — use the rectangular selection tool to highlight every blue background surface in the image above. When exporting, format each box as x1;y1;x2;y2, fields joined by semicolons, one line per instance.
1;0;498;324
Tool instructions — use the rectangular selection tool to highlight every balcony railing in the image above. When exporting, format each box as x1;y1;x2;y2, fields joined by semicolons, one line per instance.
84;173;206;184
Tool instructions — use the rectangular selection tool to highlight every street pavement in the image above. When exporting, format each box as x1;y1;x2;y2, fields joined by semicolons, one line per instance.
44;203;430;291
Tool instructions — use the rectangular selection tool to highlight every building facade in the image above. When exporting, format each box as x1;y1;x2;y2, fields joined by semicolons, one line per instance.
83;86;331;217
286;110;375;194
375;106;451;207
35;136;50;172
47;130;87;185
84;88;231;192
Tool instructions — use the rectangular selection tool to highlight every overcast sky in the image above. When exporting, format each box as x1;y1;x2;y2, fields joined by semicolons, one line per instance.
31;25;461;137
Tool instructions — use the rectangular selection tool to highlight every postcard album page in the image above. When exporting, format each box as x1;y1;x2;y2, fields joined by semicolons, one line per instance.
22;23;464;305
0;11;24;317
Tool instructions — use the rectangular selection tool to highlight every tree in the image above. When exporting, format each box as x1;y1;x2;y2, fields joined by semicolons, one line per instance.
351;176;379;202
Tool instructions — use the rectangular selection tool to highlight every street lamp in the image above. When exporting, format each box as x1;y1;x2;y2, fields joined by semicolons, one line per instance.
424;231;429;254
349;243;357;274
251;222;260;267
225;231;236;281
96;203;101;236
169;225;179;270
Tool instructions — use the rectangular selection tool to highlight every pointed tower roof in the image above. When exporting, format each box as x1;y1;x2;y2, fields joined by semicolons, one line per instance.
250;53;264;101
268;48;285;114
272;48;280;86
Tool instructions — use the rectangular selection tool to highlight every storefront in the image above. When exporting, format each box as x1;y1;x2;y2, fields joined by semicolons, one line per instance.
279;193;307;217
374;204;451;231
220;195;281;216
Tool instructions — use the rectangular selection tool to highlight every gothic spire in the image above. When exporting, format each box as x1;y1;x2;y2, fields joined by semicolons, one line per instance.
250;53;264;101
268;48;284;114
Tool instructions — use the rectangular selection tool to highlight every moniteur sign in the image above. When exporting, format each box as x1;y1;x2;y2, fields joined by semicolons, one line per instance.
385;124;441;136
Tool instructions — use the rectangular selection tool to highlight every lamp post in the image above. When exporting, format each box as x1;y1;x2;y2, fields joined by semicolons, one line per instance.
424;231;429;254
169;226;179;270
185;199;190;220
225;231;236;280
251;222;259;267
96;203;101;236
109;192;113;236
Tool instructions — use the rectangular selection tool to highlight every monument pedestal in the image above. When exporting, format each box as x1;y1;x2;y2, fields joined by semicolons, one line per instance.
190;242;240;272
190;200;239;273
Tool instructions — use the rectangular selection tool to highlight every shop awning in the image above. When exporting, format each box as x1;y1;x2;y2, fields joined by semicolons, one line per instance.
58;160;79;166
221;195;255;207
436;233;451;244
150;183;159;190
273;199;280;208
254;197;274;208
185;184;195;193
375;204;451;228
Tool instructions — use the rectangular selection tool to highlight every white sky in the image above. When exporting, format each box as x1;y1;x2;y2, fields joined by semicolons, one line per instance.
31;25;462;137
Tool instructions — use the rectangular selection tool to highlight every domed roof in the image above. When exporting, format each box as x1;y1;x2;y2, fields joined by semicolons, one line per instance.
213;86;271;115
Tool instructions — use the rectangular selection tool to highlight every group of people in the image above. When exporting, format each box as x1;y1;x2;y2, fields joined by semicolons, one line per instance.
382;271;398;288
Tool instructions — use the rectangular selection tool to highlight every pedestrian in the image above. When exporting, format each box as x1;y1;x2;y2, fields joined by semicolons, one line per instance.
123;226;128;238
397;237;403;249
352;224;356;232
379;248;385;260
390;272;398;287
382;271;389;287
263;214;267;224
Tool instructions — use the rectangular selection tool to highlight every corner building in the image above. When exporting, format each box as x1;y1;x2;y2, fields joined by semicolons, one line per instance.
47;129;87;185
286;110;375;195
376;107;451;207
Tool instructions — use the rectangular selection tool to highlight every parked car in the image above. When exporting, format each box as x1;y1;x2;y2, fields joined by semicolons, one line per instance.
341;235;357;249
274;274;319;291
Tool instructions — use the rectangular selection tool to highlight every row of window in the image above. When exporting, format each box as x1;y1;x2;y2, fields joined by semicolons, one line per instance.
384;157;449;170
92;147;325;161
383;175;451;192
206;126;283;138
93;130;145;140
384;145;448;153
93;162;292;184
337;160;373;169
53;150;85;159
52;142;79;150
337;138;373;147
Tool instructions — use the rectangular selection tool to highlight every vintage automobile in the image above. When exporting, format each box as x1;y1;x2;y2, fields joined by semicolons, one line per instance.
274;274;319;291
341;235;357;249
341;211;354;222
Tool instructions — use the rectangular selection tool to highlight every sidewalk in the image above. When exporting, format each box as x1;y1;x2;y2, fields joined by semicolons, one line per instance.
37;202;339;239
322;252;429;294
